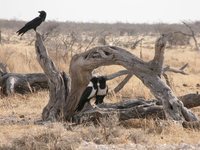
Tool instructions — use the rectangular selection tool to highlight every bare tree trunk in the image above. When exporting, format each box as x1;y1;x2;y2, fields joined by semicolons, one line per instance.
35;32;70;121
35;33;198;122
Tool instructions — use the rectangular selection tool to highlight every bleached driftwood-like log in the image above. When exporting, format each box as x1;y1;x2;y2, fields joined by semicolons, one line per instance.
0;73;48;95
35;32;198;122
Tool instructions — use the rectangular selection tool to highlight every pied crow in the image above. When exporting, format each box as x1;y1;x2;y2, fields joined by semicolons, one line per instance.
75;77;98;112
95;76;108;105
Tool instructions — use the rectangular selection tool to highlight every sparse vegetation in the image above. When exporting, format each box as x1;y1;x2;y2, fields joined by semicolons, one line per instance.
0;20;200;149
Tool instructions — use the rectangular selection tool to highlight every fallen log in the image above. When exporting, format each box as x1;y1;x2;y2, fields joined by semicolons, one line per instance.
73;93;200;124
0;73;48;95
179;93;200;109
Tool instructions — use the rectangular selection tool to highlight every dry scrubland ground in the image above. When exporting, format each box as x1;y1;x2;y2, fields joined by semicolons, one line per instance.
0;32;200;149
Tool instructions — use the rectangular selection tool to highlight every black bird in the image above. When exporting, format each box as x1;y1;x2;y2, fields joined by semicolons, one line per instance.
75;77;98;112
95;76;108;105
16;11;46;36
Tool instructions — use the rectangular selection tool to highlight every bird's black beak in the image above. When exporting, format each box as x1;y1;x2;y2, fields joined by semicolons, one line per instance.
38;11;41;13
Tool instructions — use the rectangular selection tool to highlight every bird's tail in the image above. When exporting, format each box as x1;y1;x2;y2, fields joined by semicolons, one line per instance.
16;27;27;36
75;103;84;112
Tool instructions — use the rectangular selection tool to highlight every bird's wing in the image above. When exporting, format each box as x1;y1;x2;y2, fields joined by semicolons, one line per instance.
76;87;93;111
23;17;42;29
16;17;42;35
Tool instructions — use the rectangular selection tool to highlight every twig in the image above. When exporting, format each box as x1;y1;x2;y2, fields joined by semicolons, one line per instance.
163;63;189;75
114;74;132;93
106;70;129;80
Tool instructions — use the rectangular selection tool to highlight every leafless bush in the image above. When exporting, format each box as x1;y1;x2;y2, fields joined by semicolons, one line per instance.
0;19;198;36
167;32;190;46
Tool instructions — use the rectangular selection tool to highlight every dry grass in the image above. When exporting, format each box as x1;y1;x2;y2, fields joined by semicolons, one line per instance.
0;93;200;149
0;31;200;149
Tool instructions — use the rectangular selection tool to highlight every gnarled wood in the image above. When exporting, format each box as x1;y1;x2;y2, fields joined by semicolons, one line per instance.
66;34;198;121
35;33;198;122
73;94;200;124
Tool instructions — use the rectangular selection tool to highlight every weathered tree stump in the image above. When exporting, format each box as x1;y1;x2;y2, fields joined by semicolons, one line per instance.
35;32;199;123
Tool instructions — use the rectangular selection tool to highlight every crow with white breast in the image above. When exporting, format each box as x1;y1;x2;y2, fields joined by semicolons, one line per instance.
95;76;108;105
75;77;98;112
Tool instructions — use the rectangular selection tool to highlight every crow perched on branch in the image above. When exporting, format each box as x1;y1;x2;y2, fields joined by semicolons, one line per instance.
16;11;46;36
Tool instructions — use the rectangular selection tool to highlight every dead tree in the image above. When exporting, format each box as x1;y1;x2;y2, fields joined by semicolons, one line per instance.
177;22;199;51
35;32;199;123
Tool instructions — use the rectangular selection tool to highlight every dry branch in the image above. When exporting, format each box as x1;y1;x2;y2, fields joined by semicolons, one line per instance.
131;38;144;49
180;21;199;51
114;74;132;93
163;63;189;75
106;70;129;80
